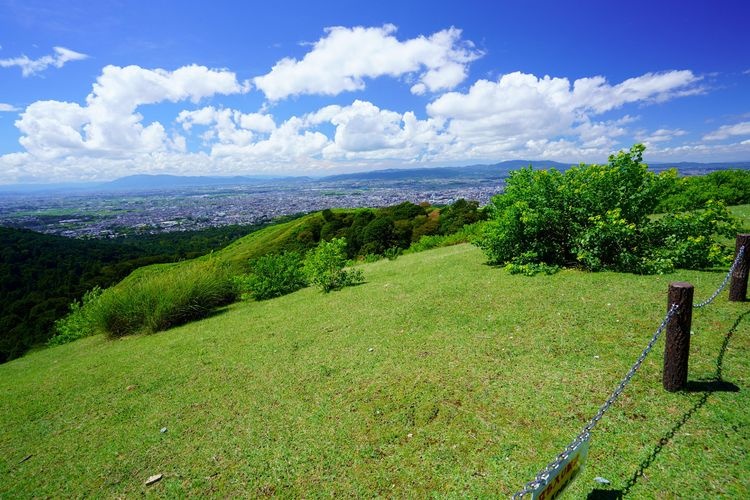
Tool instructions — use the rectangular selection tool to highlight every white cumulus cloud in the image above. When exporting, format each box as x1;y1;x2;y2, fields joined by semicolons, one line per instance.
703;121;750;141
321;100;449;160
426;70;702;158
571;71;703;113
209;116;330;161
0;46;88;77
14;64;248;159
0;61;716;183
636;128;688;145
177;106;276;147
0;103;20;112
253;24;482;100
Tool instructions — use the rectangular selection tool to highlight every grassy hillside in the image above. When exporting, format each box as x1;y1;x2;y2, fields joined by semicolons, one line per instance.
1;244;749;497
0;221;291;361
118;212;326;285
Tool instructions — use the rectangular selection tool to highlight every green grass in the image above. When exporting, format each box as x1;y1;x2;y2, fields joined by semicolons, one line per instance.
730;204;750;233
404;221;485;254
92;259;236;337
117;212;324;285
216;212;325;269
73;213;324;337
1;244;749;497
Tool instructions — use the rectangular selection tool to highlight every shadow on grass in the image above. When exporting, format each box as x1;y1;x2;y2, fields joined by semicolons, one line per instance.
587;308;750;498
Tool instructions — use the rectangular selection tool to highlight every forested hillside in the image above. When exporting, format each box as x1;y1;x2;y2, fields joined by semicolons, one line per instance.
1;201;484;361
0;224;271;362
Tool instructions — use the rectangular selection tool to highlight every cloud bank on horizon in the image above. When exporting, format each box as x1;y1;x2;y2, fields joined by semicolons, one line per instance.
1;22;749;184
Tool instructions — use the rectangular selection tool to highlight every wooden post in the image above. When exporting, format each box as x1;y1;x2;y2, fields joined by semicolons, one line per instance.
729;234;750;302
663;282;693;392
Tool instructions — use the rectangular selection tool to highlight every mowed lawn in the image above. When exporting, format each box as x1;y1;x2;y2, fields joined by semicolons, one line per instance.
1;244;749;497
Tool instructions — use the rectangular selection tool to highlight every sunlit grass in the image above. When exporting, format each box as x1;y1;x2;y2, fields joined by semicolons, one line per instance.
730;204;750;232
1;244;748;497
93;258;236;337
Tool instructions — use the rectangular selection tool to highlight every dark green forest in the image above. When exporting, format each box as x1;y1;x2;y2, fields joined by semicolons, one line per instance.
0;223;277;362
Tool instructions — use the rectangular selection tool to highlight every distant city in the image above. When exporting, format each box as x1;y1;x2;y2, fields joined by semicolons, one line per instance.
0;176;501;238
2;160;749;238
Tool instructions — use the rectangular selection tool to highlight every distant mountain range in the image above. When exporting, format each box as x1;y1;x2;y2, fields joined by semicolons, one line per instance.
101;174;289;190
2;159;750;193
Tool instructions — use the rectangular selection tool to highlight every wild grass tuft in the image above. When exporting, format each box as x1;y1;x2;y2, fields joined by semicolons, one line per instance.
92;259;236;337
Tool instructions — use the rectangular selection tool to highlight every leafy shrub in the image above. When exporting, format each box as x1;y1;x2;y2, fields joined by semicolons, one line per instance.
645;200;738;268
231;274;254;301
91;259;237;337
234;252;307;301
363;253;382;263
384;247;402;261
656;169;750;212
439;199;487;234
575;209;641;272
48;286;103;346
505;262;561;276
304;238;364;292
406;221;486;254
475;144;737;274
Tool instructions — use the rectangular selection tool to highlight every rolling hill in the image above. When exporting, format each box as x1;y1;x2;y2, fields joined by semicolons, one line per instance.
1;244;748;497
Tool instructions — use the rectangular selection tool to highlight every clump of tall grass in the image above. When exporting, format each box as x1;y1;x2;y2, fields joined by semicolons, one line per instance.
92;259;237;338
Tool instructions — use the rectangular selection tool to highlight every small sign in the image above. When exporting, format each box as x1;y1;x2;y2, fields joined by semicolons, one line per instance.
530;436;589;500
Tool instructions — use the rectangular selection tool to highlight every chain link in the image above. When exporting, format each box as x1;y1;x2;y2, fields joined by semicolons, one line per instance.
511;245;744;498
694;245;745;309
511;303;679;499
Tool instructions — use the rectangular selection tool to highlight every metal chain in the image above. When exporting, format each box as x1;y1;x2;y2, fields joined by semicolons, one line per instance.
511;303;680;499
511;246;743;497
694;245;745;309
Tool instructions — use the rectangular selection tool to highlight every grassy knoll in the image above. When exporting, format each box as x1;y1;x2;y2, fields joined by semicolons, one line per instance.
119;212;324;284
1;244;749;497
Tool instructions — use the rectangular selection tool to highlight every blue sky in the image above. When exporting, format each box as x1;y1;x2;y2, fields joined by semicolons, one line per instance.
0;0;748;184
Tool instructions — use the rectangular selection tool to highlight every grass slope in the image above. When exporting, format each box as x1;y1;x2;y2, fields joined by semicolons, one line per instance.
118;212;325;286
1;244;749;497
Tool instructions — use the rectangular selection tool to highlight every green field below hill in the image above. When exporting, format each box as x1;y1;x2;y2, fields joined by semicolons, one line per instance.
1;244;749;497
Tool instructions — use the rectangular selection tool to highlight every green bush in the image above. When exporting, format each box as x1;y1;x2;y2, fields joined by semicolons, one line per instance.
91;259;237;337
304;238;364;293
406;221;486;254
645;200;738;269
48;286;103;346
656;169;750;212
505;261;561;276
475;144;737;274
384;247;402;261
235;252;307;301
363;253;382;263
439;199;486;235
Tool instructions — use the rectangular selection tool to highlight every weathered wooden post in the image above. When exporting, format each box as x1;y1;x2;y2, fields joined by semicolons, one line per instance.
729;234;750;302
663;282;693;392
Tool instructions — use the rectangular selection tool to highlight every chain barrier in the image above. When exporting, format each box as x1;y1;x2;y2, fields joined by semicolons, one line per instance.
511;303;680;499
512;245;744;497
694;245;745;309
